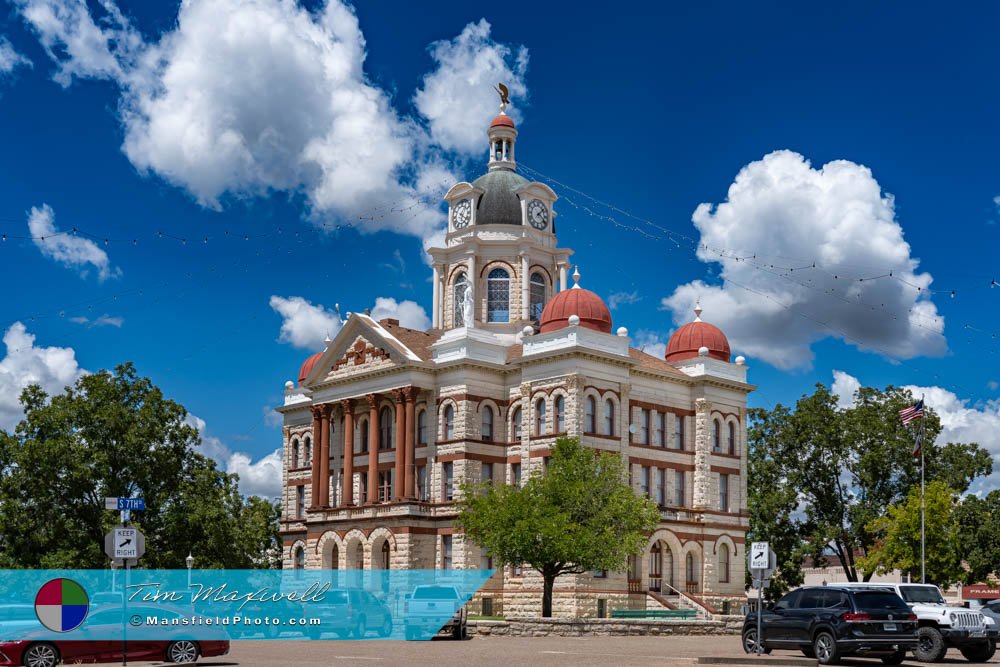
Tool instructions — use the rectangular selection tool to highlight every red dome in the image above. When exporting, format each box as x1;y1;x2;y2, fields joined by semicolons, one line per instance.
665;319;731;363
298;351;323;384
490;113;515;129
540;287;613;334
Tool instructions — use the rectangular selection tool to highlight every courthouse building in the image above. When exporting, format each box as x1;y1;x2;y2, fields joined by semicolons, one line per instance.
276;110;754;616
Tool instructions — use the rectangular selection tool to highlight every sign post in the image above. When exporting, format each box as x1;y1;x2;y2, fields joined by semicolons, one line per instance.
748;542;776;655
103;497;144;666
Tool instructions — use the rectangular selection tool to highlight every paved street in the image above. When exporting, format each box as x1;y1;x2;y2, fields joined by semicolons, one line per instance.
130;637;1000;667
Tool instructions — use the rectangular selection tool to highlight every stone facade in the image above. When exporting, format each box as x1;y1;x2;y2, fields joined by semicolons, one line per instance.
275;111;754;618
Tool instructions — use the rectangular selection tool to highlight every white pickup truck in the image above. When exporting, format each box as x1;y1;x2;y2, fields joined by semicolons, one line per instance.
836;582;997;662
403;585;468;641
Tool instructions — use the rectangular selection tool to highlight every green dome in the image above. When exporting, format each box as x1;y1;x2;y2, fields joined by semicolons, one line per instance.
472;170;529;225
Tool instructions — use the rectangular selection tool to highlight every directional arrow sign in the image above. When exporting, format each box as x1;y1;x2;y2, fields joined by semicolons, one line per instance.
105;526;145;561
750;541;769;570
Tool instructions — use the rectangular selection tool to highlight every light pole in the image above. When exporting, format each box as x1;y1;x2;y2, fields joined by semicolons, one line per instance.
186;553;194;588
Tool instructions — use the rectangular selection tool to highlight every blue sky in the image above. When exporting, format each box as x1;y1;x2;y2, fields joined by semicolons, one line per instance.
1;1;998;496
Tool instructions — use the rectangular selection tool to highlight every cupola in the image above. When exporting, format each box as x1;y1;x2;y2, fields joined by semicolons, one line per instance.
665;303;731;363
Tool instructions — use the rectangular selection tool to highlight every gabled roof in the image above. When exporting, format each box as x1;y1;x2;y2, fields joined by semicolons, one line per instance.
628;347;690;378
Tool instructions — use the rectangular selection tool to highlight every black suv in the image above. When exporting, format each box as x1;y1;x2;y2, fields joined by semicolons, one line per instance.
742;586;918;665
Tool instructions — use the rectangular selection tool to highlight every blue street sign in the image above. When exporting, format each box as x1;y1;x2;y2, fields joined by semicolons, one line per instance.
117;498;145;511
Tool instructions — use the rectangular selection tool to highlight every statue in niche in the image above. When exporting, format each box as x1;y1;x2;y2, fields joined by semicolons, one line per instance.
461;284;475;329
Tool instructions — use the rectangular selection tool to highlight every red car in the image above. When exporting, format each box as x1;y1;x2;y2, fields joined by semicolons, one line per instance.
0;605;229;666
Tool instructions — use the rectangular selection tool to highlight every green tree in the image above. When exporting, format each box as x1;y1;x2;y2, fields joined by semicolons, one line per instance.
456;437;659;617
953;490;1000;584
858;480;963;585
0;363;280;569
748;383;991;584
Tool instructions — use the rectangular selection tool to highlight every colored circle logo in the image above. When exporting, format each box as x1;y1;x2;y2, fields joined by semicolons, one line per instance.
35;578;89;633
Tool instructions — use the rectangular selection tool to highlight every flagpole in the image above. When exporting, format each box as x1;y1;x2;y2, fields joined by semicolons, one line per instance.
920;394;926;585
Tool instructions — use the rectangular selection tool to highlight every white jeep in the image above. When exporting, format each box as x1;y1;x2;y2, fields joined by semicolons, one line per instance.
835;582;997;663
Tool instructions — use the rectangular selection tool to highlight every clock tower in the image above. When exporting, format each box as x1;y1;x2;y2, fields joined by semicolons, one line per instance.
429;109;573;335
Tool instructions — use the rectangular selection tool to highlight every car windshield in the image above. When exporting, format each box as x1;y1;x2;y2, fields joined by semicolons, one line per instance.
412;586;459;600
899;586;945;604
854;591;909;610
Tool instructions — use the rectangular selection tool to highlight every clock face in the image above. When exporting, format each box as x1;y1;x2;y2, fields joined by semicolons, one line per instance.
527;199;548;229
452;199;472;228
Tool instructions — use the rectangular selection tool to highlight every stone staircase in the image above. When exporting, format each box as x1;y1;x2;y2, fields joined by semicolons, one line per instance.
647;589;712;620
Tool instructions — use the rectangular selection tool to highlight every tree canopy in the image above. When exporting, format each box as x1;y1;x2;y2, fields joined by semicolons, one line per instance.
456;437;660;617
0;363;280;569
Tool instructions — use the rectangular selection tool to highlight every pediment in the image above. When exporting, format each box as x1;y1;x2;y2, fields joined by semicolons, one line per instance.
301;315;417;386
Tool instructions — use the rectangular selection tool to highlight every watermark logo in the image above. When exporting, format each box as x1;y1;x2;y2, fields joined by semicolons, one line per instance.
35;578;89;632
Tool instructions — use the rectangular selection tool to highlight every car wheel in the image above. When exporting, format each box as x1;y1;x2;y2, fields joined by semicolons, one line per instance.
813;631;840;665
452;622;463;640
23;643;59;667
352;614;367;639
881;649;907;665
377;615;393;638
165;640;199;664
915;626;947;663
741;628;771;655
959;639;996;663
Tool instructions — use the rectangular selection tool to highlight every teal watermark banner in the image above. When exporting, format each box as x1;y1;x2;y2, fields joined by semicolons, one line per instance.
0;569;493;643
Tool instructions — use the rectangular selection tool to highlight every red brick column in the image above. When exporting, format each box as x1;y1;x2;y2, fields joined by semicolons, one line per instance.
342;399;355;506
309;406;321;509
403;387;418;498
392;389;406;499
318;404;331;507
366;394;379;504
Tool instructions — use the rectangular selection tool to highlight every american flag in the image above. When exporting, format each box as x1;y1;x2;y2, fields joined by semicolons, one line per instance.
899;399;925;426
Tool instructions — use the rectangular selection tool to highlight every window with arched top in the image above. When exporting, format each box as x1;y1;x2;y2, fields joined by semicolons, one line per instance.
487;268;510;322
728;422;736;455
512;407;522;441
604;399;615;436
291;438;299;468
529;272;546;320
453;272;468;327
535;398;546;435
713;419;721;452
443;404;455;440
294;546;305;570
482;405;494;442
585;396;596;433
417;409;427;444
381;540;391;570
304;436;312;464
555;395;565;432
719;544;731;583
379;406;393;450
686;552;697;586
359;420;369;453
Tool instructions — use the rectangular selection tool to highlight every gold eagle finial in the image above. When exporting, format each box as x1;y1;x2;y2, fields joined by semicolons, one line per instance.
495;82;510;110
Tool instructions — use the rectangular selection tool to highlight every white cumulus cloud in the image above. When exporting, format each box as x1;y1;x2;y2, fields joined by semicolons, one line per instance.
28;204;118;280
370;296;431;330
832;371;1000;495
270;294;430;351
0;322;85;431
184;413;281;498
414;18;528;154
831;370;862;410
0;36;32;75
662;150;946;370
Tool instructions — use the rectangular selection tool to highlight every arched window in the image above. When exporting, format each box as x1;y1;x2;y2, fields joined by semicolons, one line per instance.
453;272;468;326
713;419;721;451
417;409;427;444
529;272;546;320
650;543;662;590
443;404;455;440
686;552;697;587
665;546;675;588
379;406;393;450
555;395;565;432
728;422;736;455
291;438;299;468
359;420;369;453
487;268;510;322
330;544;339;570
381;540;391;570
719;544;731;583
294;546;305;570
482;406;494;442
512;407;522;441
535;398;546;436
604;399;615;436
585;396;596;433
304;436;312;464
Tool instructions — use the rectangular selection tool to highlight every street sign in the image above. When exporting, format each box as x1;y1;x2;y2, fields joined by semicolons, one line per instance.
104;526;145;561
750;541;769;570
106;497;145;511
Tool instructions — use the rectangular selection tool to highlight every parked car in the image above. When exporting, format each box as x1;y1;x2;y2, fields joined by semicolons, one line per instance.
305;588;393;639
0;605;229;666
980;600;1000;626
742;585;917;665
836;582;998;663
403;585;467;640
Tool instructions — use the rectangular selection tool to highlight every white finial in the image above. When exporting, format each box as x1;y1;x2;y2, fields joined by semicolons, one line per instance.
522;325;534;337
324;333;332;347
698;346;709;357
616;326;629;337
572;266;581;289
735;355;746;366
694;300;703;322
568;314;581;326
285;380;294;389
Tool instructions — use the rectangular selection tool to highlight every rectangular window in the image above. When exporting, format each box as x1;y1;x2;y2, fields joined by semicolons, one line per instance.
482;462;493;484
442;535;453;570
655;467;665;506
592;570;607;578
443;462;454;501
511;462;521;488
417;465;428;501
720;474;730;513
640;409;649;445
296;485;304;518
674;470;685;507
360;473;368;502
639;465;650;497
379;470;392;502
511;563;524;577
657;412;666;447
481;547;493;570
675;415;685;450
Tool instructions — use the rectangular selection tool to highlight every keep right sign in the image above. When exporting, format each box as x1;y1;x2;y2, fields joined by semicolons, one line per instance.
749;541;770;570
